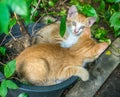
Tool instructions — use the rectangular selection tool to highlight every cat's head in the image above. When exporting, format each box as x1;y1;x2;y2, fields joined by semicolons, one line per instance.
66;5;96;36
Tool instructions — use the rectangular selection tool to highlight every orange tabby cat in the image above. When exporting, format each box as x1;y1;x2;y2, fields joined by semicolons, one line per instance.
33;5;96;48
16;27;108;86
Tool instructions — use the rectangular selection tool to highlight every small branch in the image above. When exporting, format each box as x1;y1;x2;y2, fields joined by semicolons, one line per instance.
9;27;17;41
31;15;44;36
0;61;4;65
0;35;7;46
30;0;41;20
14;13;30;37
61;0;68;5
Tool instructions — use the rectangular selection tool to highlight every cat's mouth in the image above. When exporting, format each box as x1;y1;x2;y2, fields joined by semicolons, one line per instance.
74;30;83;36
74;26;85;36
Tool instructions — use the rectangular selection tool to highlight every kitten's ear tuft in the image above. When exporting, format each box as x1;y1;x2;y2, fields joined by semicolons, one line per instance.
67;5;78;18
86;17;96;27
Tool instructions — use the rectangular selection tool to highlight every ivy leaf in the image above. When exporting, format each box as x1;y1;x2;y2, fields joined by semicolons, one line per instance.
110;12;120;31
0;81;8;97
60;15;66;37
18;93;29;97
7;0;27;16
4;60;16;78
0;2;10;34
0;47;6;56
5;80;18;89
77;4;98;17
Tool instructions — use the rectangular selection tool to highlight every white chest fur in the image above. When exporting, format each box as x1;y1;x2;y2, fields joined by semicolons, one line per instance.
60;33;79;48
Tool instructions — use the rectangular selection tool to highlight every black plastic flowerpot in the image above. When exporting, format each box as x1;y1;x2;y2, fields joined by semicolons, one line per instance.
6;76;78;97
0;24;78;97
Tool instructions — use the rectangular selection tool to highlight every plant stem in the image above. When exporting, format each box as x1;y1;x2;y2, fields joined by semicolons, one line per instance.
14;13;30;37
0;35;7;46
0;61;4;65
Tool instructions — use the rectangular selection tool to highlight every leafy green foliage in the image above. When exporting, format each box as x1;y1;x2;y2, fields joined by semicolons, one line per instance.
106;0;120;3
70;0;98;17
18;93;29;97
0;82;7;97
110;12;120;36
4;60;16;78
0;2;10;34
60;16;66;37
78;4;98;17
94;28;108;39
9;18;17;29
94;28;111;44
0;80;18;97
48;1;55;7
0;60;17;97
0;47;6;56
4;80;18;89
0;0;28;34
7;0;27;16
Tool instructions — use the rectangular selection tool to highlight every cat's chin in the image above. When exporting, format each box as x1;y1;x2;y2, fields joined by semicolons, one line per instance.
60;42;72;48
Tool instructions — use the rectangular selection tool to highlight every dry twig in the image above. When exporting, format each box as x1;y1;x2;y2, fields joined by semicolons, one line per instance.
14;13;30;37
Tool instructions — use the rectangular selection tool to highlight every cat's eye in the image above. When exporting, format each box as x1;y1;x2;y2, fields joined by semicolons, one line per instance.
72;21;76;26
80;26;85;29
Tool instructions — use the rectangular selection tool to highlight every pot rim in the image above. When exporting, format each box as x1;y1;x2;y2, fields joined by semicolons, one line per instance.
14;76;78;92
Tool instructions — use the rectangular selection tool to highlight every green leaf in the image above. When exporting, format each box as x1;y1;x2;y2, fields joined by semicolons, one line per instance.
9;18;17;29
115;30;120;37
7;0;27;16
48;1;55;7
99;38;111;45
59;9;67;16
0;81;8;97
0;2;10;34
95;28;108;39
4;60;16;78
18;93;29;97
77;4;98;17
0;47;6;56
106;0;120;3
60;16;66;37
110;12;120;31
70;0;80;5
97;0;105;11
5;80;18;89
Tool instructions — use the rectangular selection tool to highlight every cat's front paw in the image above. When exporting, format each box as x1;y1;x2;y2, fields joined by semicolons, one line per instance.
77;67;89;81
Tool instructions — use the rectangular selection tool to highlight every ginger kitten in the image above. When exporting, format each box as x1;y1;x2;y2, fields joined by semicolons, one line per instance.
33;5;96;48
16;27;108;86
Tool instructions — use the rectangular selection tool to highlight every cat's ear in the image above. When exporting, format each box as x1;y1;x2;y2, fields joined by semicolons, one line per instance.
67;5;78;18
86;17;96;27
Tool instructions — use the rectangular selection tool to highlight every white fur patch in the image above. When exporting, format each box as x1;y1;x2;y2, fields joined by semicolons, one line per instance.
60;33;79;48
60;22;84;48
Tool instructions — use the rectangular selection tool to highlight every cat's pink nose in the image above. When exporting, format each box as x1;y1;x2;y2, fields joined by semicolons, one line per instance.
74;29;78;34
